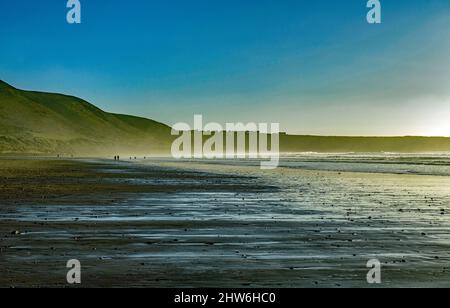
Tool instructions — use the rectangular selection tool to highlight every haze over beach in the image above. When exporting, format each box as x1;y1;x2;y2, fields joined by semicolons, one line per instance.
1;0;450;290
3;80;450;156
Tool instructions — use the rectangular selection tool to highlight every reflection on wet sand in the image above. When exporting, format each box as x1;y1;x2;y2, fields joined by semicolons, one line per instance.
1;157;450;287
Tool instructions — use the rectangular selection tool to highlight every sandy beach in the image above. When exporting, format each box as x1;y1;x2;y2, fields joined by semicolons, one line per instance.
1;157;450;287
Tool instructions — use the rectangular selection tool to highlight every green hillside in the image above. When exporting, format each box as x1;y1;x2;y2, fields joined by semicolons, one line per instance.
2;80;450;156
0;80;173;155
280;134;450;153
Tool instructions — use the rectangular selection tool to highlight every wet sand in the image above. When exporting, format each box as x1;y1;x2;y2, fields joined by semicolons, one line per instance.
1;158;450;287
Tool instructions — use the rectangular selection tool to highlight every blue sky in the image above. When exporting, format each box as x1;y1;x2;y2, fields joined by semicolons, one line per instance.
1;0;449;135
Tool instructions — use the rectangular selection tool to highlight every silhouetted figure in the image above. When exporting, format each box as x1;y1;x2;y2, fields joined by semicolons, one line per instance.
114;156;117;161
117;155;120;161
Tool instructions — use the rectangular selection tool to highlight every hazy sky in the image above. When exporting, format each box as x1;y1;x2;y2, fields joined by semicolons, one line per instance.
1;0;449;136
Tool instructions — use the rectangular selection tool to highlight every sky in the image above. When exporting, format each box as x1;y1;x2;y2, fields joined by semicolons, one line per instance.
1;0;449;136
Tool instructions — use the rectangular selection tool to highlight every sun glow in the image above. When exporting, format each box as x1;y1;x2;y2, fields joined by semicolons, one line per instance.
420;100;450;137
424;124;450;137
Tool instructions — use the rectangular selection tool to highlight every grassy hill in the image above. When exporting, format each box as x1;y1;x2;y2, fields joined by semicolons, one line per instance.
280;134;450;153
2;79;450;156
0;80;173;155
